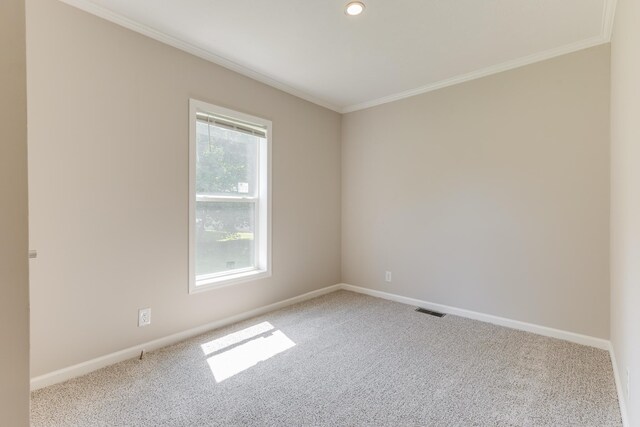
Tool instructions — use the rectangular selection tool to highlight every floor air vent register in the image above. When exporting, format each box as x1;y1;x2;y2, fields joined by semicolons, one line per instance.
415;307;446;317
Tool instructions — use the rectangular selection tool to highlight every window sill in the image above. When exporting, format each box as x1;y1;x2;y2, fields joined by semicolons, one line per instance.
189;269;271;294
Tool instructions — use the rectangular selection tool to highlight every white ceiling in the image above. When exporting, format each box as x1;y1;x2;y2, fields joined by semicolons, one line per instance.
60;0;616;113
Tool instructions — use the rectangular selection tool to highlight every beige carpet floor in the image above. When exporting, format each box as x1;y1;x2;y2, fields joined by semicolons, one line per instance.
31;290;622;426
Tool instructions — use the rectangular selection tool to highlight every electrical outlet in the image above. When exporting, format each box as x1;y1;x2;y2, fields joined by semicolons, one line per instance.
138;308;151;327
385;271;392;283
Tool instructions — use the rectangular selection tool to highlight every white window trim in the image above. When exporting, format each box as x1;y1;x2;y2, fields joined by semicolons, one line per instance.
188;99;272;294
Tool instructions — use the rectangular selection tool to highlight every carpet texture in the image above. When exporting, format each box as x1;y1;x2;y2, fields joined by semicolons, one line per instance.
31;290;622;426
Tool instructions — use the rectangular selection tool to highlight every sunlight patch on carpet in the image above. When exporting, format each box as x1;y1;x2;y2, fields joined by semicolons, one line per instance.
202;322;296;382
201;321;275;356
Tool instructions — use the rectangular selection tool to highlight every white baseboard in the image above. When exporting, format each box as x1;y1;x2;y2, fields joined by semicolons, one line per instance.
30;283;342;390
339;284;610;350
32;282;616;396
609;343;630;427
343;283;630;423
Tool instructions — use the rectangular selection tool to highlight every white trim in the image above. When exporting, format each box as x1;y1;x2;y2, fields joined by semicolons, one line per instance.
58;0;617;114
188;99;272;294
341;35;609;113
609;343;630;427
56;0;342;113
30;284;342;390
31;283;620;394
191;269;271;293
602;0;618;41
339;284;610;350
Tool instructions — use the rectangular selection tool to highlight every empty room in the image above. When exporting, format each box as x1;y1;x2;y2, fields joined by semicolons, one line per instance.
2;0;640;425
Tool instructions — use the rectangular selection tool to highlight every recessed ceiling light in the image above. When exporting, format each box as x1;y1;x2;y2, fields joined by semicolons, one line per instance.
345;1;365;16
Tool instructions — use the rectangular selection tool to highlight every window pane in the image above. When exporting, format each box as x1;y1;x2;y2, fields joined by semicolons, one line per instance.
195;201;256;277
196;121;260;197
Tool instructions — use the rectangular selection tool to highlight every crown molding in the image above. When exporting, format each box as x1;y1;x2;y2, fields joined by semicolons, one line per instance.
342;0;617;113
58;0;617;115
340;34;609;113
57;0;342;113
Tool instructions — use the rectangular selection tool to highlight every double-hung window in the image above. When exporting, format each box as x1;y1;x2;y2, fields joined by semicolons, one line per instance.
189;99;271;293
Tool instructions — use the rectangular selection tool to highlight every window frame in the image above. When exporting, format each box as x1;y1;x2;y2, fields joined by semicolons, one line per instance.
188;99;272;294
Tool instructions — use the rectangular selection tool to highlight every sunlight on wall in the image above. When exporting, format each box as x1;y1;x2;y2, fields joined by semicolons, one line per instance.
201;322;296;382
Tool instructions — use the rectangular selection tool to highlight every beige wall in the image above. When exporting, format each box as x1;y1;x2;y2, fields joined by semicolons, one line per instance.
610;0;640;423
26;0;616;390
342;45;611;339
26;0;341;377
0;0;30;424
